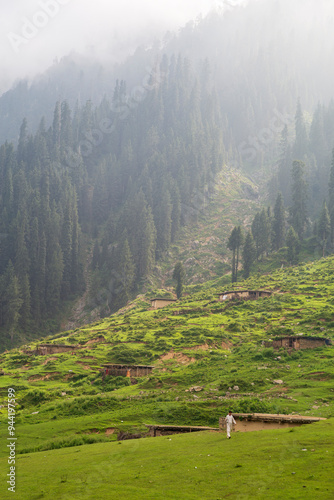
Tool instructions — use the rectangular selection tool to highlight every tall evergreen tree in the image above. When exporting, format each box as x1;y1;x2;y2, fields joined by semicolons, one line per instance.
228;226;244;282
318;202;330;257
277;125;291;202
328;149;334;244
242;231;256;279
252;209;271;259
293;99;308;160
286;227;299;265
272;192;286;251
173;261;185;299
289;160;308;239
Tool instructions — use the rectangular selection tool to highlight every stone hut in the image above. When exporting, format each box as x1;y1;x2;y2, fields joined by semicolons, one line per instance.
218;290;272;302
219;413;325;432
36;344;78;355
102;364;154;378
265;336;331;351
151;298;176;309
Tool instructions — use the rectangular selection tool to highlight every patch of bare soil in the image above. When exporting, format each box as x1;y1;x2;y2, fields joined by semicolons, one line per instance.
86;336;105;345
28;372;61;381
76;362;92;370
159;351;196;364
105;428;115;435
188;344;210;351
42;357;57;365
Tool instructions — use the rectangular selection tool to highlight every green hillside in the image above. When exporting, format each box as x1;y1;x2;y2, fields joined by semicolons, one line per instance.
1;257;333;448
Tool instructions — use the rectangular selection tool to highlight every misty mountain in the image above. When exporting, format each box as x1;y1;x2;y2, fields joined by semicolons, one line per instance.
1;0;334;146
1;0;334;351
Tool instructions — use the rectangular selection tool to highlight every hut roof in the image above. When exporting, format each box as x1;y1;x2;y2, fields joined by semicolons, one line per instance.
150;297;176;302
231;413;326;424
102;364;155;369
270;336;330;342
38;343;77;348
217;289;271;295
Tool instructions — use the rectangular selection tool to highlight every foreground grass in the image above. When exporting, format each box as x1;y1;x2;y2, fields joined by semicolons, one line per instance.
1;420;333;500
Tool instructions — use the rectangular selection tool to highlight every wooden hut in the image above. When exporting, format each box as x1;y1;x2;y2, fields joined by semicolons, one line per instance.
150;298;176;309
102;364;154;378
265;336;331;351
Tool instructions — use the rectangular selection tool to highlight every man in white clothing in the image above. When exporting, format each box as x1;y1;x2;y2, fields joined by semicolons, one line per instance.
225;411;236;438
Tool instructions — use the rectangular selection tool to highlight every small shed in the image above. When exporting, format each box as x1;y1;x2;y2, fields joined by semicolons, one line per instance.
265;336;331;351
218;290;272;302
151;298;176;309
102;364;154;378
36;344;78;355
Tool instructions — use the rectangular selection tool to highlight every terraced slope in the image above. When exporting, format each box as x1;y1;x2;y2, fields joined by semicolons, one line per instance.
0;257;333;457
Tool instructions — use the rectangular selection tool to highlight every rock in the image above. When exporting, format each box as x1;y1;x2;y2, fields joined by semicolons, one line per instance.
189;386;204;392
251;382;255;386
312;405;319;409
273;379;284;385
286;365;290;369
175;397;179;401
233;386;239;391
277;356;281;360
228;387;232;391
61;392;66;396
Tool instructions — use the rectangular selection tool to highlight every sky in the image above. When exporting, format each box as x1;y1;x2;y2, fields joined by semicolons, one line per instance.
0;0;245;94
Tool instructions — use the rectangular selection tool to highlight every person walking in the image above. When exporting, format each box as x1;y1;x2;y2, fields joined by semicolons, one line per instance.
225;411;236;438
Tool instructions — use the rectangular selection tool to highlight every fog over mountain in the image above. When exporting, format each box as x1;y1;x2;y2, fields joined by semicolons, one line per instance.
0;0;231;95
1;0;334;348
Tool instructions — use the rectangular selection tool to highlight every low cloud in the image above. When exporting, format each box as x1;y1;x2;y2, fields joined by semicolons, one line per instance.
0;0;231;94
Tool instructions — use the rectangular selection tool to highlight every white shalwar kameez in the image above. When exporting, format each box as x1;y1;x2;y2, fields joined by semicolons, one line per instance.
225;414;236;438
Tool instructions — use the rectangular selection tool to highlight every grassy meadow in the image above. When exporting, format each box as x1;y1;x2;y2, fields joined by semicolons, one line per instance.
0;420;333;500
0;256;334;497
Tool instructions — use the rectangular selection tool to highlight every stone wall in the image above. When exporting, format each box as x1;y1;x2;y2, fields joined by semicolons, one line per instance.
36;345;77;355
267;337;329;351
103;365;154;377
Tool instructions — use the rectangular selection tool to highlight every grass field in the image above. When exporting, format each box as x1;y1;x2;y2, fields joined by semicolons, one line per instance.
1;420;333;500
1;257;334;498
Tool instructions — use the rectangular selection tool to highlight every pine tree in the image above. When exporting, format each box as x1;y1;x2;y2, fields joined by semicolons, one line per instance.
286;227;299;265
114;238;135;306
309;103;326;167
242;231;256;279
328;149;334;244
173;262;185;299
293;99;308;160
251;210;271;259
318;202;330;257
272;192;286;251
290;160;308;239
45;245;64;313
3;261;22;341
277;125;291;202
228;226;244;282
155;187;172;257
19;273;31;329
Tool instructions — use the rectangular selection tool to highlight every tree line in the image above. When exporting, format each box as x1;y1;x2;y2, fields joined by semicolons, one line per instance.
0;54;227;349
228;149;334;282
